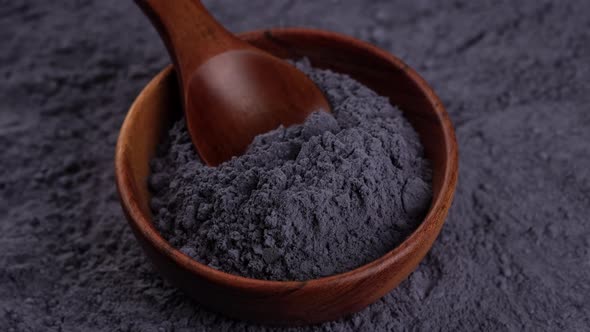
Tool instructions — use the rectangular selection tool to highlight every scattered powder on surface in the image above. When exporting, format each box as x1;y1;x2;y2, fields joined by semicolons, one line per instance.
149;59;432;281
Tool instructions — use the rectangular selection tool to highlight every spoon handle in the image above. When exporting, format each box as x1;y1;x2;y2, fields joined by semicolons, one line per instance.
135;0;243;80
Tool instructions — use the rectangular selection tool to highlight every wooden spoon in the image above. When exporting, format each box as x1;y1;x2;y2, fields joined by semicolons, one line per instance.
135;0;331;166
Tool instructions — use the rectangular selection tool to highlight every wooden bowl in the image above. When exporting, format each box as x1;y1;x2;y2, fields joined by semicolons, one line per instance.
115;28;458;325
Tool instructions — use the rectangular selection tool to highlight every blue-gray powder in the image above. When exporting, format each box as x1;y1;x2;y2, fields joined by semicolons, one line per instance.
149;59;432;281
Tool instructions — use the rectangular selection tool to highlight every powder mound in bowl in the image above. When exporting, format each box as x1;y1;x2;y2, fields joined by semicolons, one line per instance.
149;59;433;281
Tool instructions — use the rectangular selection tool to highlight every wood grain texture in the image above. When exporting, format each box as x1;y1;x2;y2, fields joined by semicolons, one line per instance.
115;28;459;325
135;0;330;166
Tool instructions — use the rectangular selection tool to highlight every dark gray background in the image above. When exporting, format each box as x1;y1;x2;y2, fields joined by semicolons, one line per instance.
1;1;589;331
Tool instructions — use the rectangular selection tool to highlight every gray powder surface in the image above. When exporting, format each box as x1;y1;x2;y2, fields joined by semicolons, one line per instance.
149;60;432;281
2;1;590;331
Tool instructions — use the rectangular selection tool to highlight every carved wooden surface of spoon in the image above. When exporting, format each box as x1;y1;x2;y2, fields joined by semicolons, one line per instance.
136;0;331;166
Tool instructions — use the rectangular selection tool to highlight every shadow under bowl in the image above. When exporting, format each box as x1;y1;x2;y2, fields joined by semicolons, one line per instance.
115;28;458;326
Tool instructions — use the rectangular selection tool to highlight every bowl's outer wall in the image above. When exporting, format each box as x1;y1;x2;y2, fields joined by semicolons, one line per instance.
115;29;458;325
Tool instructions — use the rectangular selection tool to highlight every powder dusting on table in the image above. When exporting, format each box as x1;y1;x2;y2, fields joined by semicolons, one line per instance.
149;59;432;281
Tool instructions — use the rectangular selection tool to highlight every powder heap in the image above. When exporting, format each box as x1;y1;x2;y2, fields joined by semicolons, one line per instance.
149;59;432;281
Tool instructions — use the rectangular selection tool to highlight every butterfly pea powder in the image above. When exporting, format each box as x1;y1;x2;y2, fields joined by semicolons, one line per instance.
149;59;432;281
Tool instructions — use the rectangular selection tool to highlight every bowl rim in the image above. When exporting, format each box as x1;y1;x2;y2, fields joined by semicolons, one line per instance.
116;27;458;291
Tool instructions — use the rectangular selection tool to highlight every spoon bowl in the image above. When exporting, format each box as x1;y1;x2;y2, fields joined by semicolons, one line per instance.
116;28;458;325
186;49;330;166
